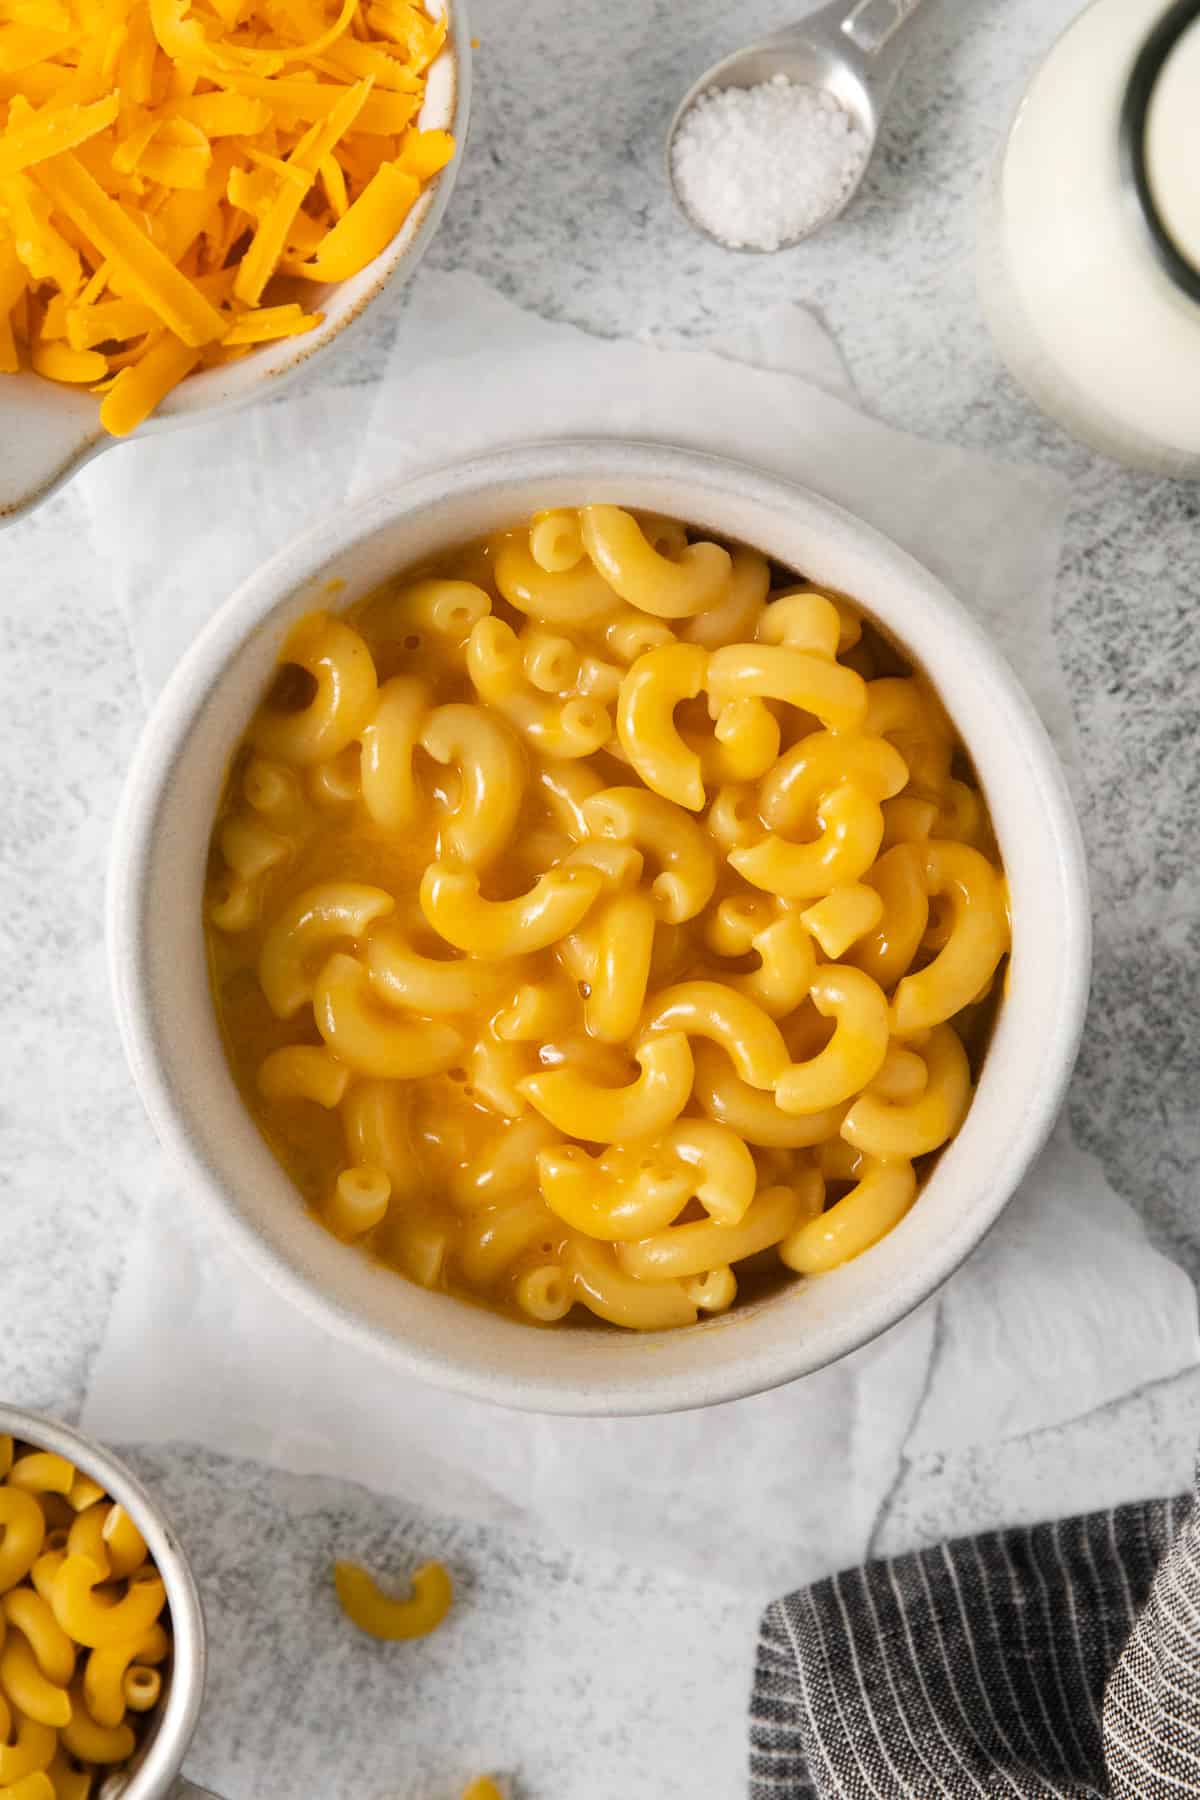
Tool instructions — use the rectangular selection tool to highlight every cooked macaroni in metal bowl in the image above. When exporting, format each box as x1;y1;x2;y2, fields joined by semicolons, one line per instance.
0;1403;209;1800
108;442;1090;1415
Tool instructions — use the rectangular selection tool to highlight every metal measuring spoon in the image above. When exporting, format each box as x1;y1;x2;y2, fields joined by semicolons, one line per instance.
667;0;928;250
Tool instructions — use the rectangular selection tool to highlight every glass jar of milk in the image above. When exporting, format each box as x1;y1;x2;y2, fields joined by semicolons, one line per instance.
981;0;1200;475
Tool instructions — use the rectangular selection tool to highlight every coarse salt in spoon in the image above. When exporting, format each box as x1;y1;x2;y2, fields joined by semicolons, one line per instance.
667;0;927;252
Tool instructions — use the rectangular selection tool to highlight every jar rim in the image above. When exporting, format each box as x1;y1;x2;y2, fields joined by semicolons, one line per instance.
1120;0;1200;303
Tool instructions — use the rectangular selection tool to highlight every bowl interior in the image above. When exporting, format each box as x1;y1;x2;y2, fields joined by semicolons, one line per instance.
155;0;463;422
0;1404;205;1800
110;443;1090;1416
0;0;467;524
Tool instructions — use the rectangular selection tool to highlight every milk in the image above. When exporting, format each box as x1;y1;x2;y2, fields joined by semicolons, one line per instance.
980;0;1200;475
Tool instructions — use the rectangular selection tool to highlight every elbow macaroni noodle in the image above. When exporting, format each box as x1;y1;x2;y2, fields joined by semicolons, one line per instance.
0;1439;170;1794
333;1559;453;1642
205;507;1010;1332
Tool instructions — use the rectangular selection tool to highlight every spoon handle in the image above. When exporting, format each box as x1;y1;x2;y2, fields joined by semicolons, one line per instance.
840;0;926;56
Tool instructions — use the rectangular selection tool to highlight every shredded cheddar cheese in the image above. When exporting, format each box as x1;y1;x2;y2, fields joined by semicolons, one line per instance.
0;0;454;434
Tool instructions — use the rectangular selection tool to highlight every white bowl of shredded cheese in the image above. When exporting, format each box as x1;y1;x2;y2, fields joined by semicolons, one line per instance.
0;0;469;526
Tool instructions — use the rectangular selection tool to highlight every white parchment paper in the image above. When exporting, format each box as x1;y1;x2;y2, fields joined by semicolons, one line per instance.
80;269;1199;1596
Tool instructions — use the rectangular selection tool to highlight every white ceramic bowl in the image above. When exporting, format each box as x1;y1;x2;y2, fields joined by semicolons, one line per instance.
0;1403;216;1800
0;0;469;526
108;441;1091;1417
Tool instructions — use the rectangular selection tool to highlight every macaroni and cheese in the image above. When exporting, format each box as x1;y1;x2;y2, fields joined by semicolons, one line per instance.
0;1436;170;1796
205;506;1010;1332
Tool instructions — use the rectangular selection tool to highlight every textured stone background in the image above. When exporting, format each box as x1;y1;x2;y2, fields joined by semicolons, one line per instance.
3;0;1199;1793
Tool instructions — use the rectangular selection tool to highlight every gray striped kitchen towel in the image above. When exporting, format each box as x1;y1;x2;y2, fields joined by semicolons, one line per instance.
751;1486;1200;1797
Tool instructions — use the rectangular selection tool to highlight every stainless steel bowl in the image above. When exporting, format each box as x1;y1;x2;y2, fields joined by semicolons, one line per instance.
0;1404;220;1800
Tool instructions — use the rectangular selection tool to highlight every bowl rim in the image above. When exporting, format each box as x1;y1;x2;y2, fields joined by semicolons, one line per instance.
106;439;1092;1416
0;0;472;529
0;1402;207;1799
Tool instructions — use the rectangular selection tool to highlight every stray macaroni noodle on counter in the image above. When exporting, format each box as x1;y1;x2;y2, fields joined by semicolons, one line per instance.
0;0;454;433
0;1434;170;1797
333;1561;505;1800
333;1556;452;1639
205;506;1011;1332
